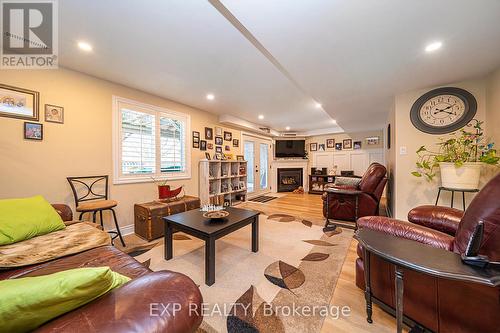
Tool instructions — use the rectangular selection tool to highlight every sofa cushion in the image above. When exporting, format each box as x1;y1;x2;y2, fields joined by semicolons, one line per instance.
0;267;130;332
0;196;65;246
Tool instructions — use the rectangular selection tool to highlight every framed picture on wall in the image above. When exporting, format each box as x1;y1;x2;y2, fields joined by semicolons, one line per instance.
335;142;343;150
44;104;64;124
233;138;239;147
310;143;317;151
200;140;207;151
0;84;39;121
326;139;335;148
224;131;232;141
387;124;391;149
216;146;222;153
24;122;43;140
207;142;213;150
215;136;223;145
205;152;211;160
354;141;362;149
205;127;213;140
225;145;231;151
318;143;325;151
343;139;353;149
215;127;222;136
366;136;380;145
193;131;200;138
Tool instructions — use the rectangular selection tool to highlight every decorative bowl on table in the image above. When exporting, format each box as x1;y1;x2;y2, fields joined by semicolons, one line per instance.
203;210;229;220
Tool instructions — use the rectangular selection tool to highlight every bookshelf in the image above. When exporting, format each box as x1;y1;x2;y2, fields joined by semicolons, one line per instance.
199;160;248;206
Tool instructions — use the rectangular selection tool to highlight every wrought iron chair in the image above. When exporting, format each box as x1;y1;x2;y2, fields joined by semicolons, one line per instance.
67;175;125;246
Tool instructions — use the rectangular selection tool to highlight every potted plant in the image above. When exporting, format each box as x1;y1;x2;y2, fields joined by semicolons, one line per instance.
412;120;499;189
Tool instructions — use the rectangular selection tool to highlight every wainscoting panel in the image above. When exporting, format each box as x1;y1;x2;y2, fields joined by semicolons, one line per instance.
310;149;385;176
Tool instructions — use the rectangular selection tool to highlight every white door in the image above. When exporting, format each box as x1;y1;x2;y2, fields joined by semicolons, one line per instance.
243;134;272;196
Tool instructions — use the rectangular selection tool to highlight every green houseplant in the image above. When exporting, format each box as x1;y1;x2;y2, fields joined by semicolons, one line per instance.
412;120;499;189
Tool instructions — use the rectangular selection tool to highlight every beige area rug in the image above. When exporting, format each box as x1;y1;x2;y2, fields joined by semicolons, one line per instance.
132;212;353;333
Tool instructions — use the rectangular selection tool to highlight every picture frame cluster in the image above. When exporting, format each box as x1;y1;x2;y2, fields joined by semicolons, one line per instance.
193;126;239;160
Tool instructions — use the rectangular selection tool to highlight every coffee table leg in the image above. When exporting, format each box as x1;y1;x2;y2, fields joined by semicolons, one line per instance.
206;237;215;286
252;216;259;252
363;247;373;323
395;266;404;333
165;222;173;260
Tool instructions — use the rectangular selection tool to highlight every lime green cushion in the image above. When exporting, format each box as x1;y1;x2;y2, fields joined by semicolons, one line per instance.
0;267;131;332
0;195;66;245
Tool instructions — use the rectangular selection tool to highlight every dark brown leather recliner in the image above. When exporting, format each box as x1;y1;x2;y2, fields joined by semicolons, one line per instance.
1;204;203;333
356;172;500;333
322;163;387;220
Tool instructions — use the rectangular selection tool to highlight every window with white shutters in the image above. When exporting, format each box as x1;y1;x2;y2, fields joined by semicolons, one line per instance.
112;96;191;184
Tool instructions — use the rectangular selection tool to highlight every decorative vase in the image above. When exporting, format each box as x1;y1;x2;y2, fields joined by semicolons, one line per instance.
158;185;171;199
439;162;482;190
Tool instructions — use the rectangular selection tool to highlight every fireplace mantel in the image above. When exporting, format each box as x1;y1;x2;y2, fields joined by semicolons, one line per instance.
270;159;309;193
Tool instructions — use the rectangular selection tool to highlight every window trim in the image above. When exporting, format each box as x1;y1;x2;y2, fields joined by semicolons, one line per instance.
112;96;191;185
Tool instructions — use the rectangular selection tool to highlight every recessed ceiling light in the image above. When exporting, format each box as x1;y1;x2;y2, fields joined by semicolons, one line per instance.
425;41;442;53
206;94;215;101
285;126;291;131
315;102;322;108
258;115;264;120
331;119;337;124
77;41;92;52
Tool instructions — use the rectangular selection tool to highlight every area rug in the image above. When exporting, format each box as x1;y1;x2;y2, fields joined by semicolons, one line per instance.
132;212;353;333
248;195;278;203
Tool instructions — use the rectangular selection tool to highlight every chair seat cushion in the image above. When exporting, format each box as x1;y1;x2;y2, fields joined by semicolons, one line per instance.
77;200;117;212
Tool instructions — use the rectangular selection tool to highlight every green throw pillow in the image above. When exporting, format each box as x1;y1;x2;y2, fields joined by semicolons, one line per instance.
0;267;131;332
0;195;66;245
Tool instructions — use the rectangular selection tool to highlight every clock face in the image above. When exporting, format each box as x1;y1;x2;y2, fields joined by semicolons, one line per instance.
410;87;477;134
419;94;466;127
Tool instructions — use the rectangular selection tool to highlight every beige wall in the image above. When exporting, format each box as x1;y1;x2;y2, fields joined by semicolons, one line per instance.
305;131;384;152
486;67;500;146
392;77;492;219
0;69;242;230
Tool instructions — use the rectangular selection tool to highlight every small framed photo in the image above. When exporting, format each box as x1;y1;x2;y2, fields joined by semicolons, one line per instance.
224;131;232;141
24;122;43;140
225;145;231;151
233;138;239;147
335;142;343;150
215;127;222;136
310;143;317;151
205;152;211;160
200;140;207;151
205;127;213;140
44;104;64;124
193;137;199;148
193;131;200;138
214;153;222;160
343;139;353;150
354;141;362;150
207;142;213;150
216;146;222;153
215;136;223;145
319;143;325;151
236;155;245;161
326;139;335;148
366;136;380;145
239;181;246;189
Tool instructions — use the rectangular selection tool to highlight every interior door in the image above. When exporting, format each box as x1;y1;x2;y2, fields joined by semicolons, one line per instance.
243;134;271;196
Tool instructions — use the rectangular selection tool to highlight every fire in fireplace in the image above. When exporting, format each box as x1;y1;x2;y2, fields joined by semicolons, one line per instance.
277;168;303;192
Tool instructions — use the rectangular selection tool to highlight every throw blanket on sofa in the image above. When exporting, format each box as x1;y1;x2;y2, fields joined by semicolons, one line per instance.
0;222;111;268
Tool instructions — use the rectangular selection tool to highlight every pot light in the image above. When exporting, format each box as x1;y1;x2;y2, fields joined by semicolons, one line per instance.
258;115;264;120
206;94;215;101
425;41;442;53
285;126;291;131
331;119;337;124
315;102;322;109
77;41;92;52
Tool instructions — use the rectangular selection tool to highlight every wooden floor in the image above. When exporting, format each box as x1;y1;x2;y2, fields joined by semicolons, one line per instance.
244;193;400;333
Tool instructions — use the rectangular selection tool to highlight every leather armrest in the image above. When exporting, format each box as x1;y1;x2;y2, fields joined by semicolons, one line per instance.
51;204;73;222
357;216;454;251
35;271;203;333
407;205;463;236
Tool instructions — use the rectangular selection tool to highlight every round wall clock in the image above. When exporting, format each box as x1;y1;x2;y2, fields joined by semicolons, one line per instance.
410;87;477;134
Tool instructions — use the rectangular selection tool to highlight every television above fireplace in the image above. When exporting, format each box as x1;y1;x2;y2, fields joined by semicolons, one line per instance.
275;140;306;158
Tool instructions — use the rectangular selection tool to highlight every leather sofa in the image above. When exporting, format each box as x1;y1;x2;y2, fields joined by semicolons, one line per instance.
322;162;387;221
0;204;203;333
355;173;500;333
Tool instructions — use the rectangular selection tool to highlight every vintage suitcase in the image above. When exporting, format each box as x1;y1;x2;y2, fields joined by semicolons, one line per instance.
134;196;200;241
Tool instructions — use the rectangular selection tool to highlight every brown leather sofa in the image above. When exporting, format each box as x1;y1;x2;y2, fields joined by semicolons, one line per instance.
355;173;500;333
322;163;387;221
0;204;203;333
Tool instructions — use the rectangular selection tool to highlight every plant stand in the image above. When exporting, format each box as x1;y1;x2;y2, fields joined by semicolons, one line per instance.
435;186;479;210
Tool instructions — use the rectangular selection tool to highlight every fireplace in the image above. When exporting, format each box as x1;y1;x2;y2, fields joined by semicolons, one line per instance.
277;168;303;192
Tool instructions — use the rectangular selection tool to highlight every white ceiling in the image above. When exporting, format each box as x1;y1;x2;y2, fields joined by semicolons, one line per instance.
59;0;500;133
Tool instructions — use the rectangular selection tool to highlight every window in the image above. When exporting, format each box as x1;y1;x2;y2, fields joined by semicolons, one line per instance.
113;96;191;184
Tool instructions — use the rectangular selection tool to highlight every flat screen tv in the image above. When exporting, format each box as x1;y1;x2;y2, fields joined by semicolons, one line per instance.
275;140;306;158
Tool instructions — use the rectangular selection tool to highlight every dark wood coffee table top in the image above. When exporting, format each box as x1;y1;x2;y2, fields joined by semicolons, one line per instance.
163;207;259;236
355;228;500;287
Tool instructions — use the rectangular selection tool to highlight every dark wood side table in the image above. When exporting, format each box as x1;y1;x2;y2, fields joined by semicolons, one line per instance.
435;186;479;210
163;207;259;286
355;228;500;333
324;188;363;230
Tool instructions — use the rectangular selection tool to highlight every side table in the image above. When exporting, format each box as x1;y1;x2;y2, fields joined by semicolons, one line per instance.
324;188;363;230
435;186;479;210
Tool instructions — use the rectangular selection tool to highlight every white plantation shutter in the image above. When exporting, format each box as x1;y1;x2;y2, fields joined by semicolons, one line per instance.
113;97;191;184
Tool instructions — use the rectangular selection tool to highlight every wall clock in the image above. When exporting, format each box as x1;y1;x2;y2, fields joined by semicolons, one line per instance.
410;87;477;134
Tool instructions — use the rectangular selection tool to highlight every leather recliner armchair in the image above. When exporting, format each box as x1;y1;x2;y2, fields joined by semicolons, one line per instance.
322;163;387;221
356;172;500;333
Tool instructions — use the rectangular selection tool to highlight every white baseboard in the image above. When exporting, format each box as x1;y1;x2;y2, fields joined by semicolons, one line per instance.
110;223;134;236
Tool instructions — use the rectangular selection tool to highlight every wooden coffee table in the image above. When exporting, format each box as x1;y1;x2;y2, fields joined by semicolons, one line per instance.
163;207;260;286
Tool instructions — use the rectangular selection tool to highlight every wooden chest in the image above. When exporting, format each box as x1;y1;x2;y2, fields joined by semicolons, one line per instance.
134;196;200;241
